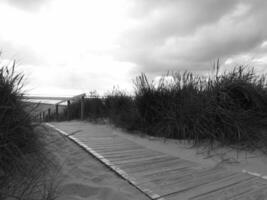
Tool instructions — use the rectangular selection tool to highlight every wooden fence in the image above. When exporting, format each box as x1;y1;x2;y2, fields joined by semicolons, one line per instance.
24;93;86;122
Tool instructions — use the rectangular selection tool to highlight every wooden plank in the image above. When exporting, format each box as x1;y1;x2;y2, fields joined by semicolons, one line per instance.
74;139;121;145
117;155;174;168
233;186;267;200
139;166;228;189
120;157;182;173
130;163;198;184
84;144;139;151
81;137;121;141
102;151;157;161
190;180;267;200
84;140;137;146
99;147;156;154
123;158;196;175
84;143;137;149
81;137;123;142
84;136;128;140
88;142;141;148
84;140;133;145
137;166;197;184
100;149;155;157
95;146;147;154
112;154;167;165
134;165;201;185
107;151;164;162
95;147;145;154
107;152;164;163
163;173;257;199
89;145;144;152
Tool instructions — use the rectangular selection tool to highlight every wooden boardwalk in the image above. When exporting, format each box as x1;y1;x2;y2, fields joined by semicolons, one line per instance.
48;122;267;200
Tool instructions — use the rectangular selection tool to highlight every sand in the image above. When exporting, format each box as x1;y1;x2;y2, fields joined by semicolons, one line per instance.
47;121;267;199
45;126;150;200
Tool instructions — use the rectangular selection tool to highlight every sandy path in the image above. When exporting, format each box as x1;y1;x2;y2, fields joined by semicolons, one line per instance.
45;126;150;200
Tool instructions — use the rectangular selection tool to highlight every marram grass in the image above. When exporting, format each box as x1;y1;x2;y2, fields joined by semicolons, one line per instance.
60;66;267;152
0;64;59;200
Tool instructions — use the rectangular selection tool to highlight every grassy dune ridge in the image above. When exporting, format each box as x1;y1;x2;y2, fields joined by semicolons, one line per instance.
0;65;59;200
0;65;38;167
62;66;267;152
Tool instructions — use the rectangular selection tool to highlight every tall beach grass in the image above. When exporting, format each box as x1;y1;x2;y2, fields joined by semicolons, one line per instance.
134;66;267;151
61;65;267;152
0;64;59;200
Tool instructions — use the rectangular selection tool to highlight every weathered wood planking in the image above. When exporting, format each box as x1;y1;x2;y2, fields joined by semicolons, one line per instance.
165;176;267;200
106;152;164;162
50;122;267;200
111;155;167;165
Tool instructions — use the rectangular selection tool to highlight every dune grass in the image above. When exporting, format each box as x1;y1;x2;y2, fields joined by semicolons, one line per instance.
0;64;60;200
0;65;38;169
105;90;140;130
60;65;267;152
134;66;267;151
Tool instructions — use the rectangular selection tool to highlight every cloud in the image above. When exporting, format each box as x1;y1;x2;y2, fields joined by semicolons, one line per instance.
0;38;46;67
127;0;239;37
114;0;267;75
1;0;267;95
3;0;50;11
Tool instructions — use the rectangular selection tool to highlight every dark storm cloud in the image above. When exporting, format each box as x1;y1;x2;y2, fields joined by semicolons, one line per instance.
115;0;267;74
4;0;49;11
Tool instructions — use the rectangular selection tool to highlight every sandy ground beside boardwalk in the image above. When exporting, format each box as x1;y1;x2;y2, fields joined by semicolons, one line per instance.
44;126;150;200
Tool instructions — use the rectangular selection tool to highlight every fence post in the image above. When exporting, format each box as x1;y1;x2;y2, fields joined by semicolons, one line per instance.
67;100;70;120
81;96;84;120
43;111;45;122
48;108;51;121
55;104;59;121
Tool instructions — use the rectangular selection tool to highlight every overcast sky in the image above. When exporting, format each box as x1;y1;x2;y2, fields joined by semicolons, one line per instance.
0;0;267;96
